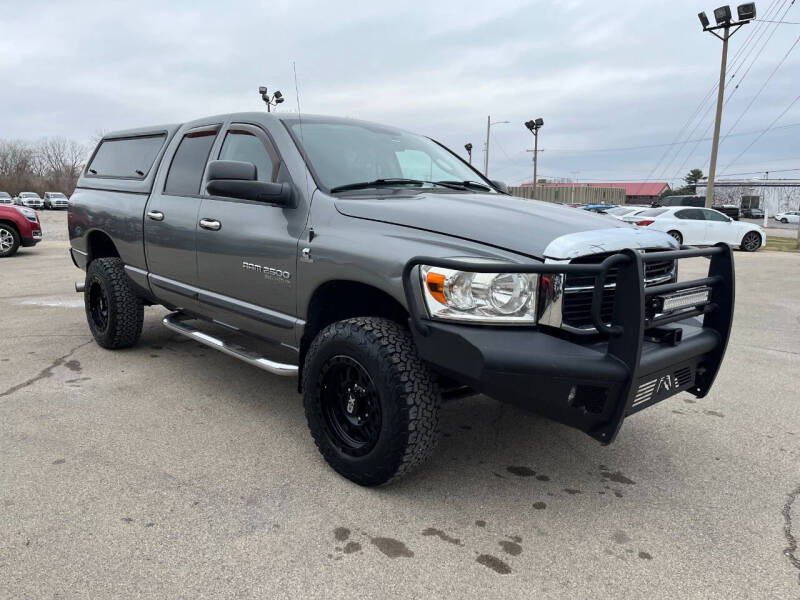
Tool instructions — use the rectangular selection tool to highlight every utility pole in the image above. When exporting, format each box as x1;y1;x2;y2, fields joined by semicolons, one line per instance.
697;4;755;207
483;116;510;177
524;118;544;198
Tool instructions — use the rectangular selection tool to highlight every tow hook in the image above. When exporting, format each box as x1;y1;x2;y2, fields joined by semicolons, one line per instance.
75;281;85;293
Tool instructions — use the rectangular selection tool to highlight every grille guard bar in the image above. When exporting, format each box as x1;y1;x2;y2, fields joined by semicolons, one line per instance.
401;243;735;442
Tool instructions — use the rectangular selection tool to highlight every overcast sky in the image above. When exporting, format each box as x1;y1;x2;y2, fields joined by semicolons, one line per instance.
1;0;797;186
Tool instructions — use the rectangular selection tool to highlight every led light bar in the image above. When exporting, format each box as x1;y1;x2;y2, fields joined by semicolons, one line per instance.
649;287;711;314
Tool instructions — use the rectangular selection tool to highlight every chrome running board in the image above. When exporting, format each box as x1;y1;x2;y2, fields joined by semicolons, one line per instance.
162;313;298;377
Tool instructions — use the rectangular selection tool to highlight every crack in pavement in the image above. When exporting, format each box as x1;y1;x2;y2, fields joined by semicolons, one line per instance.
0;340;93;398
783;483;800;584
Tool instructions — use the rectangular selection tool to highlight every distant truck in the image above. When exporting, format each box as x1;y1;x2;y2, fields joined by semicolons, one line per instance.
68;112;735;486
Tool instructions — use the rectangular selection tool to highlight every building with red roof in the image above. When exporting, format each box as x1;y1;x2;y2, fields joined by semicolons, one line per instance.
523;181;670;204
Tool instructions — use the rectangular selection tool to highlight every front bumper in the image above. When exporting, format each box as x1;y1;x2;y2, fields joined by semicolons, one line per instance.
21;229;42;247
403;244;734;443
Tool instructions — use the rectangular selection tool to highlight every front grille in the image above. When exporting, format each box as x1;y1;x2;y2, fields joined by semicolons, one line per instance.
562;251;675;329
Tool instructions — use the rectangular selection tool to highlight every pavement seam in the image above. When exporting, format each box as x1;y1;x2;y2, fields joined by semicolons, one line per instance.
0;339;93;398
783;483;800;584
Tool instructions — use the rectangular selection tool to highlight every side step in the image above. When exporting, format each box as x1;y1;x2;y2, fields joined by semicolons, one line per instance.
162;313;298;377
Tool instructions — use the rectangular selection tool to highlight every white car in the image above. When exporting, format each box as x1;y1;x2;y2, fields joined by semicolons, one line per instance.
775;210;800;224
16;192;44;209
0;192;12;204
622;206;765;252
603;206;648;220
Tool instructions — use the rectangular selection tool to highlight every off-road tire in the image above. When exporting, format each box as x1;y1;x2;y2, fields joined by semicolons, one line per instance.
84;257;144;349
303;317;440;486
0;223;21;257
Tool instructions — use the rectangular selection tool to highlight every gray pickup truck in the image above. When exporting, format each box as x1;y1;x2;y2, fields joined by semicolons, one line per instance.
69;112;734;486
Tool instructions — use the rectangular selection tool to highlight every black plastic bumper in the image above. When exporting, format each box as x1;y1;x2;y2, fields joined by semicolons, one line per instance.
402;244;735;443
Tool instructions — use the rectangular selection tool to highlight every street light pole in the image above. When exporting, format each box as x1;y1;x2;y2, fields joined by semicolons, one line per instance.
524;118;544;198
464;143;473;165
483;116;510;177
698;4;755;208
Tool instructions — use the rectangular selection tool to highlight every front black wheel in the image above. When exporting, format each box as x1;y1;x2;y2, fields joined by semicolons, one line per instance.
84;257;144;349
781;218;789;224
740;231;761;252
0;223;20;257
303;317;440;486
667;230;683;245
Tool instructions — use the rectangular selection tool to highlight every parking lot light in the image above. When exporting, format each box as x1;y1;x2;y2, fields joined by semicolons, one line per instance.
525;118;544;198
696;3;755;207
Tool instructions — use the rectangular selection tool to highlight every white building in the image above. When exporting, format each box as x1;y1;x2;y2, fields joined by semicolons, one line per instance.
696;179;800;215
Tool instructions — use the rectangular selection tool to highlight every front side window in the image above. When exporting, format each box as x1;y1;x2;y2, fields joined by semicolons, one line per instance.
287;119;492;193
164;129;218;196
218;130;275;182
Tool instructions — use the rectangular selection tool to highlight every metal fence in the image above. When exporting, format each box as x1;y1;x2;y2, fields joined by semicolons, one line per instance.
508;185;626;205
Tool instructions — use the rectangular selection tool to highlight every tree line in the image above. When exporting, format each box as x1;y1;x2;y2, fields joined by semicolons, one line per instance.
0;138;89;197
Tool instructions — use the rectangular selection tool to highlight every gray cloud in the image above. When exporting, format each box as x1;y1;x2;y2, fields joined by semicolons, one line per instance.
1;0;797;185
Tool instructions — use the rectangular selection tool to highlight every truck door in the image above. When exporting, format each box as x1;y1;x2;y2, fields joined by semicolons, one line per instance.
195;123;306;346
144;124;221;310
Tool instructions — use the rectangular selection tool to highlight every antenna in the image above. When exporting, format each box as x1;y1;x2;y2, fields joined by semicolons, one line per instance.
292;61;312;205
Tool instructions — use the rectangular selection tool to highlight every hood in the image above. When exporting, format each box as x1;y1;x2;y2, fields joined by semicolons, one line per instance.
335;193;677;259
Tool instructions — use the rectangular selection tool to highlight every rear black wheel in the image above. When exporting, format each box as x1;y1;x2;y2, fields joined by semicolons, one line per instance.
0;223;20;257
303;317;440;486
740;231;761;252
667;230;683;245
84;257;144;349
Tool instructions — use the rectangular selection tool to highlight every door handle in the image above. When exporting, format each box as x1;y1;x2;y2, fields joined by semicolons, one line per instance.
146;210;164;221
199;218;222;231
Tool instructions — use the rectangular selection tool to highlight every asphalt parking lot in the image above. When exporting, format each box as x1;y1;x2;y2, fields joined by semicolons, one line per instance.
2;211;799;599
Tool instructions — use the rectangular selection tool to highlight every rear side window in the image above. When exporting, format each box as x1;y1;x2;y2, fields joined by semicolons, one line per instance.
676;209;704;220
87;135;166;179
164;129;218;196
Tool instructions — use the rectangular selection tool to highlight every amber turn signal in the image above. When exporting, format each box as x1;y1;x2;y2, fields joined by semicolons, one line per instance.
425;271;447;304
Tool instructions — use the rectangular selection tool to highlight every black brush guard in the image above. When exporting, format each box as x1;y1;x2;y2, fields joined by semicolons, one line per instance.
401;244;734;443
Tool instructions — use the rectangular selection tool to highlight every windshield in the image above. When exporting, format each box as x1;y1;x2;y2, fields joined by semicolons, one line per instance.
21;193;40;198
0;192;9;198
287;119;493;193
50;193;66;198
606;207;634;216
636;208;668;217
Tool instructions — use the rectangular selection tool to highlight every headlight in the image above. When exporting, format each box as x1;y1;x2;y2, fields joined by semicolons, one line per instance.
420;265;538;324
15;206;38;222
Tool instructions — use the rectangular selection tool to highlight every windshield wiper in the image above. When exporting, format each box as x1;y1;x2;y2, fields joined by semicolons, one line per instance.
330;178;466;193
436;180;492;192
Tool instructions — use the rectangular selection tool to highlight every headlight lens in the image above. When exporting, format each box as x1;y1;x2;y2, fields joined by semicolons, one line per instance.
420;265;538;324
16;206;38;222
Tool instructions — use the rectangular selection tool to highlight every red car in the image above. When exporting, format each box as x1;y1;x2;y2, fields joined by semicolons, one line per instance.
0;204;42;257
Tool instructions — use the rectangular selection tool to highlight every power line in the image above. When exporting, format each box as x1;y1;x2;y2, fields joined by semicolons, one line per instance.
754;18;800;23
540;121;800;153
642;0;786;183
638;0;783;186
719;94;800;173
670;0;795;180
718;31;800;142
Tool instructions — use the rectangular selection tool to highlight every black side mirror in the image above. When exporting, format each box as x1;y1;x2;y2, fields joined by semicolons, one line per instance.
491;179;509;194
206;160;294;207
